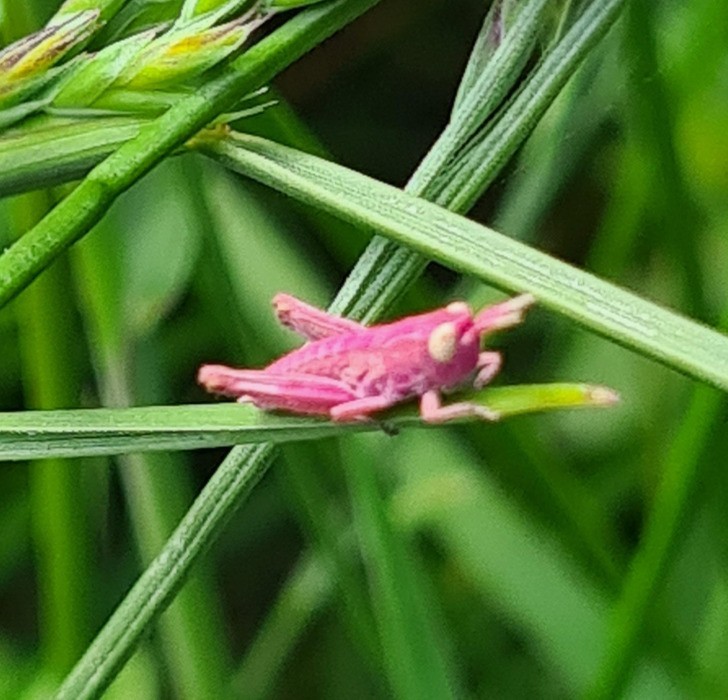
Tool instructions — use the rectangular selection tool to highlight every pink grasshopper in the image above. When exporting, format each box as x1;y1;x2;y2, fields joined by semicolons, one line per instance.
198;292;535;423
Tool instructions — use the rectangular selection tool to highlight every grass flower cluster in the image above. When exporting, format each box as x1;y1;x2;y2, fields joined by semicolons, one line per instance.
0;0;275;128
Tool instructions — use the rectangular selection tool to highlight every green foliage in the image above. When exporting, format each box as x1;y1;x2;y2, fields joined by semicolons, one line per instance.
1;0;727;699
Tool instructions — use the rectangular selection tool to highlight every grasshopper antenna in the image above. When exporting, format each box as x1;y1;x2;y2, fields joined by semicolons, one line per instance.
473;294;535;335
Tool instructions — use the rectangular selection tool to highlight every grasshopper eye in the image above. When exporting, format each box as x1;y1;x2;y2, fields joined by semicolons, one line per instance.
446;302;469;314
428;322;457;363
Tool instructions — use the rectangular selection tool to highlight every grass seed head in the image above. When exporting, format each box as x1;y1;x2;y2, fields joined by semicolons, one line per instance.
0;11;100;107
115;17;260;89
52;30;157;108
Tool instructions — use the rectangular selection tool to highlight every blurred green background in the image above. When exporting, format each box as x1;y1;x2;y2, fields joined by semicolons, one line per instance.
1;0;727;698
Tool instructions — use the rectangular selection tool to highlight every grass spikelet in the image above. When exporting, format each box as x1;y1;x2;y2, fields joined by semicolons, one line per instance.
0;11;100;108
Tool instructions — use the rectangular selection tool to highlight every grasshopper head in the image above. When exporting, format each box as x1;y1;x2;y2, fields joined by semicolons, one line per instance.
427;307;474;364
431;294;534;367
422;303;485;382
424;294;534;388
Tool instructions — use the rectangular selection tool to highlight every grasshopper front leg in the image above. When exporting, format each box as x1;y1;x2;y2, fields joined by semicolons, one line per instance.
420;389;500;423
419;351;503;422
273;293;365;341
473;351;502;389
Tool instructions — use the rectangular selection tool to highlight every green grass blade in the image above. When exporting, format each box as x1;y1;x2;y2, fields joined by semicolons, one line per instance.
0;384;614;461
54;443;275;700
392;431;678;696
73;193;229;699
10;190;93;679
204;133;728;392
440;0;625;212
345;435;461;699
621;0;706;318
0;0;383;310
451;0;504;113
588;328;728;698
411;0;551;192
231;550;334;699
279;447;383;670
0;115;146;196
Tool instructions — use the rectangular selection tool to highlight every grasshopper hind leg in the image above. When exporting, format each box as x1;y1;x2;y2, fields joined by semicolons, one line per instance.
329;394;400;422
198;365;357;416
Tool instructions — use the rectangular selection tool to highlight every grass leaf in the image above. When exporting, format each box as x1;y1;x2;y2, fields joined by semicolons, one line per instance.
0;383;614;461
